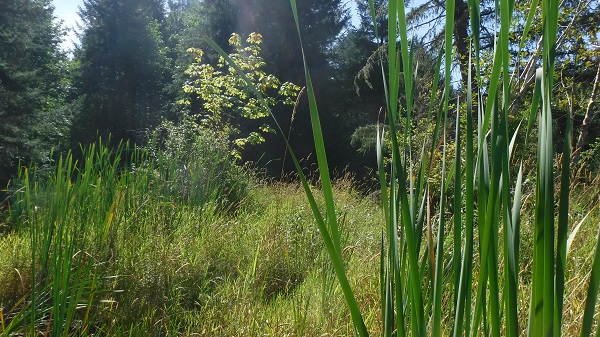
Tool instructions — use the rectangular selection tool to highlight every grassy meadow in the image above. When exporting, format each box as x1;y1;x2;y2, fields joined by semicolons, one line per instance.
0;140;385;336
0;136;599;336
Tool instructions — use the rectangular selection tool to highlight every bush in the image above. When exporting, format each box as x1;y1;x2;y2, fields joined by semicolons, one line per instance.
148;115;248;210
579;137;600;173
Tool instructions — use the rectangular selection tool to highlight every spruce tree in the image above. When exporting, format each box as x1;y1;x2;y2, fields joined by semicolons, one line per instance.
73;0;170;145
0;0;69;185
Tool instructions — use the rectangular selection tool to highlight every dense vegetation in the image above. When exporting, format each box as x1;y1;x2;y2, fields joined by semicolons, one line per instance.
1;0;600;335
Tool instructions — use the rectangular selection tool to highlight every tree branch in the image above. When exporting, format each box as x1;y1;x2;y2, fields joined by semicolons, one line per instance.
573;62;600;164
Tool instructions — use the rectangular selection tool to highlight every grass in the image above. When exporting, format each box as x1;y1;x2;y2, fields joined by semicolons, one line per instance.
0;138;599;336
0;152;386;335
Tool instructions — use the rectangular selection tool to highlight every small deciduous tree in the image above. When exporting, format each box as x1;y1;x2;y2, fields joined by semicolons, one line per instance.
180;32;300;157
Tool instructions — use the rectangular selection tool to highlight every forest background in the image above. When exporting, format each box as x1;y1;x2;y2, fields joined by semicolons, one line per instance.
1;0;599;186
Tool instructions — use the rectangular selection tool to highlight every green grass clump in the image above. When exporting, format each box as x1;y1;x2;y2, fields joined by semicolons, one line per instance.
148;116;249;209
0;135;251;335
0;234;31;314
0;138;598;336
0;138;388;335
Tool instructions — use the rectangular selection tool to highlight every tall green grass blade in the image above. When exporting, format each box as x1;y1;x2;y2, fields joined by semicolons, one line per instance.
435;1;455;332
466;9;495;332
377;124;390;236
471;140;490;336
463;61;476;337
511;163;524;262
498;0;520;327
383;1;426;336
396;0;412;122
499;0;512;106
526;1;561;330
508;161;525;336
368;0;378;39
580;224;600;337
381;232;394;337
555;103;573;335
431;86;451;337
413;146;428;255
205;5;369;335
472;98;504;337
443;0;455;100
466;0;481;54
515;0;540;70
25;168;36;337
480;46;504;138
526;69;543;141
387;0;399;125
527;0;561;325
489;99;502;337
301;67;342;253
453;45;475;337
291;1;369;330
452;96;462;319
377;124;396;337
501;104;519;337
541;0;560;334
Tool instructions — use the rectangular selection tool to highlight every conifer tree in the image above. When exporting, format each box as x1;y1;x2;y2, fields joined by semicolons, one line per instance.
73;0;170;145
0;0;69;185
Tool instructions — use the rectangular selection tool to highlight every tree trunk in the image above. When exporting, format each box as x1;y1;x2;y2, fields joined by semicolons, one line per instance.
453;0;472;90
573;62;600;164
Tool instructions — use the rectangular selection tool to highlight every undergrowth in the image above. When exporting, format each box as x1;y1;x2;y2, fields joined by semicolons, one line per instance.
0;139;598;336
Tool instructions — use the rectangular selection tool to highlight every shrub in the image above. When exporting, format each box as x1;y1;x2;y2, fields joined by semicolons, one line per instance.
148;115;248;210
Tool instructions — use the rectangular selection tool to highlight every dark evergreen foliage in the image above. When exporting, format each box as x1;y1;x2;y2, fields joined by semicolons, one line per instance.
0;0;70;186
72;0;171;145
